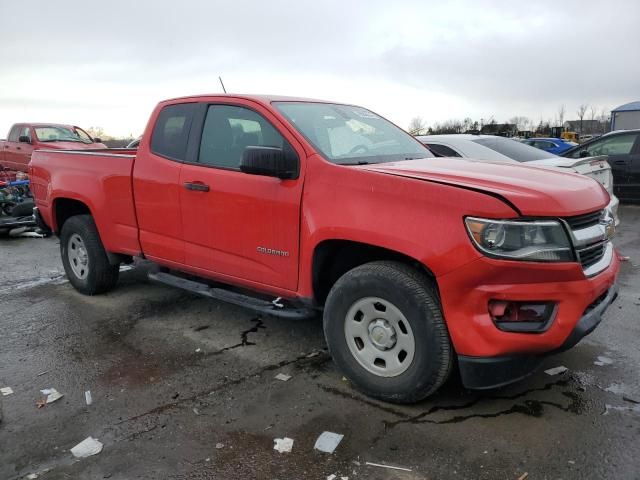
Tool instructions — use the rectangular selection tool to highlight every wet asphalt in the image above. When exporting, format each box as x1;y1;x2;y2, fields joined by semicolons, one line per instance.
0;206;639;480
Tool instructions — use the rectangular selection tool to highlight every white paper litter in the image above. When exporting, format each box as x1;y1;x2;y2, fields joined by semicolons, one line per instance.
26;474;38;479
70;436;103;458
594;356;613;366
365;462;412;472
40;388;64;404
215;442;224;449
0;387;13;396
273;437;294;453
544;366;568;376
19;231;45;238
85;391;92;405
275;373;292;382
314;431;344;453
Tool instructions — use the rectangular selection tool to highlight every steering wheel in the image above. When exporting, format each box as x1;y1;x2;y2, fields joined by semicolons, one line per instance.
348;144;370;155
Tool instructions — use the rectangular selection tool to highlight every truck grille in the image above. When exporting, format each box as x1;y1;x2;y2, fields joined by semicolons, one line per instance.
565;210;602;230
563;209;608;274
577;242;607;269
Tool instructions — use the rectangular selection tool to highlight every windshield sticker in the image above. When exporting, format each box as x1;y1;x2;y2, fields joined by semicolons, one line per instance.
351;107;380;119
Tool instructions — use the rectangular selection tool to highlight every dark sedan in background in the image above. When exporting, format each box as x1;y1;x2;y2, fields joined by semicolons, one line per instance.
563;129;640;201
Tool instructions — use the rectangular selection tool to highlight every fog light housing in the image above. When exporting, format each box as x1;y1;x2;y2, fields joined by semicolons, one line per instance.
488;300;557;333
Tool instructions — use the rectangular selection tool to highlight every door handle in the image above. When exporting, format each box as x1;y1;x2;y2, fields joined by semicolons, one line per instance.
184;182;210;192
16;147;21;150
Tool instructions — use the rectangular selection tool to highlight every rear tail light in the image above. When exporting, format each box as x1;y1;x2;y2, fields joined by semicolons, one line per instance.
488;300;557;333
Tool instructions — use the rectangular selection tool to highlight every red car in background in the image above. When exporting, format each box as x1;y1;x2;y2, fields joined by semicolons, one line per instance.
0;123;106;172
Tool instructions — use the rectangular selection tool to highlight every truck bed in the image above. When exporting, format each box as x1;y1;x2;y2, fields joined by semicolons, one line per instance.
30;148;142;255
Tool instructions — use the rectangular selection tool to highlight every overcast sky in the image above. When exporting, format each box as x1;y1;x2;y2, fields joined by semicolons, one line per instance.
0;0;638;137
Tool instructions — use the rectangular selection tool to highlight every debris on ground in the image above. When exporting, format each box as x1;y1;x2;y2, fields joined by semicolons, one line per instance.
623;395;640;404
19;231;45;238
36;371;49;377
306;351;320;358
193;408;200;415
365;462;412;472
26;474;38;479
544;366;568;376
274;373;292;382
273;437;294;453
517;473;529;480
195;348;202;353
618;255;630;261
327;475;349;480
594;356;614;366
70;436;103;458
85;390;92;406
216;442;224;449
40;388;63;404
0;387;13;396
314;431;344;454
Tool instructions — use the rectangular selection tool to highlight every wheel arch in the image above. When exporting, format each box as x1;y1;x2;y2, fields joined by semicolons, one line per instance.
311;239;438;305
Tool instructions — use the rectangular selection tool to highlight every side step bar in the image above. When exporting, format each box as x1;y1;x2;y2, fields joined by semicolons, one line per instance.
148;271;316;320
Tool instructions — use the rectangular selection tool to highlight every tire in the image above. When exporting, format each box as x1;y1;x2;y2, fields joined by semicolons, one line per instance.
323;261;453;403
60;215;119;295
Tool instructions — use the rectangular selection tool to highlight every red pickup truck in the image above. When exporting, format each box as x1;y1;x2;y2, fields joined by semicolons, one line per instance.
0;123;106;172
30;94;619;403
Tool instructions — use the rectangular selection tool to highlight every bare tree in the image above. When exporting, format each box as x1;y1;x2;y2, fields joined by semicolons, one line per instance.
576;104;588;134
408;116;426;135
557;104;566;127
599;107;610;133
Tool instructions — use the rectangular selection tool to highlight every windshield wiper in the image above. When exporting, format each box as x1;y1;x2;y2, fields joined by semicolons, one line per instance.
339;160;372;166
41;138;82;143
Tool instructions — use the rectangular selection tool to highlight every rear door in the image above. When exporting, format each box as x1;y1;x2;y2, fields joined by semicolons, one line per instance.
133;103;198;265
3;125;25;170
179;100;305;291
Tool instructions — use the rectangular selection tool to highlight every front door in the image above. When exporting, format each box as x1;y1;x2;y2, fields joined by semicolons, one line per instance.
4;125;33;171
179;101;304;291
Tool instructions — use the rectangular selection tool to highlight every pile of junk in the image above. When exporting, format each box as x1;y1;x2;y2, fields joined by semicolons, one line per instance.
0;167;46;237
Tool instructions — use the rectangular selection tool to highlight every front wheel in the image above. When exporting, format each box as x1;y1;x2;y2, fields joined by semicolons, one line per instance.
60;215;119;295
323;261;453;403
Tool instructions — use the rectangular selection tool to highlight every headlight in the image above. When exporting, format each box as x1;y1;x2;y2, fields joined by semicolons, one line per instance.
464;217;573;262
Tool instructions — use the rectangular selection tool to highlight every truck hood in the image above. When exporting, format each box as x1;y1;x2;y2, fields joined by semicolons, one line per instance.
361;158;609;217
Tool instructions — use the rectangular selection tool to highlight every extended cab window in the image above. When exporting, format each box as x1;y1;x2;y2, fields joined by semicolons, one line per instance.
8;126;21;142
198;105;287;169
151;103;197;161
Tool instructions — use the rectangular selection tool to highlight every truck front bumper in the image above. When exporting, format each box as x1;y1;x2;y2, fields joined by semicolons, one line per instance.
457;283;618;389
437;248;620;390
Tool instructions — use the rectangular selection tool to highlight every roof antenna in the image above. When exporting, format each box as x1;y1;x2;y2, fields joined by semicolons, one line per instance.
219;76;227;94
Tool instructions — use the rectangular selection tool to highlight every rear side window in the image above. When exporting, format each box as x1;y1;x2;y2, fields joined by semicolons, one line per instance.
198;105;288;169
583;133;637;156
151;103;197;161
426;143;461;157
472;137;556;162
8;125;21;142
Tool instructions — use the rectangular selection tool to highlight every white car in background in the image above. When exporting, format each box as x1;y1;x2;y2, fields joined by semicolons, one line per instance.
416;134;620;225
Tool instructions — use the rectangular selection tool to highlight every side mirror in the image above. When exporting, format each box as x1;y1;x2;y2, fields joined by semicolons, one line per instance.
579;149;590;158
240;146;298;180
18;135;31;144
93;137;102;143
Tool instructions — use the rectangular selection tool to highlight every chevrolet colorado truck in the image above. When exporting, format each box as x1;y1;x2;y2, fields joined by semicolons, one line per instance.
0;123;106;172
30;94;619;403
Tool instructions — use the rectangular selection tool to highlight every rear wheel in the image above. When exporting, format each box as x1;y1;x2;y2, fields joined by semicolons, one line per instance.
323;261;452;403
60;215;119;295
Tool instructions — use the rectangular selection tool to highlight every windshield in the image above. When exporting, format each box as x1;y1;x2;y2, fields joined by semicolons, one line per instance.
472;137;556;162
34;126;93;144
274;102;433;165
